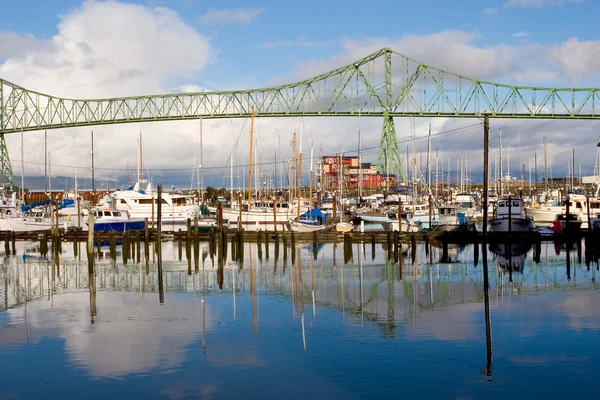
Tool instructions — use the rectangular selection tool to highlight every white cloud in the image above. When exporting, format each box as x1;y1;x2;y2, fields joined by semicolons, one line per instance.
484;7;499;14
0;0;216;187
0;31;39;59
277;32;600;86
514;31;531;37
505;0;585;8
177;84;208;93
199;8;265;25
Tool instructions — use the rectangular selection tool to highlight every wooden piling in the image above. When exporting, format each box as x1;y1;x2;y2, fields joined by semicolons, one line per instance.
178;229;182;261
257;230;263;260
157;183;164;304
4;231;10;256
144;218;150;273
371;233;375;261
265;229;270;260
87;212;96;319
136;231;141;264
291;230;296;265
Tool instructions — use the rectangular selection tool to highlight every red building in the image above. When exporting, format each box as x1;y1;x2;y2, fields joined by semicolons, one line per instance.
317;155;396;191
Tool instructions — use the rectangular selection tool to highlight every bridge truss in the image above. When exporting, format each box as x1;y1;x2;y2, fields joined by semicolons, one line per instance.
1;47;600;189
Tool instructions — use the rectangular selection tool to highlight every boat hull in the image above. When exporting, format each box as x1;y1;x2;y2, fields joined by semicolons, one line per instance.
93;220;146;233
489;218;535;233
382;220;421;233
335;222;353;233
218;208;292;231
286;221;331;233
429;223;477;233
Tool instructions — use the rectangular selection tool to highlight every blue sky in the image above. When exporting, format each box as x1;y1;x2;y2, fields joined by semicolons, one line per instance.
1;0;600;189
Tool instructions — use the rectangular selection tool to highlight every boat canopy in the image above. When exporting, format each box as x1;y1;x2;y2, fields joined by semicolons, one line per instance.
300;208;327;225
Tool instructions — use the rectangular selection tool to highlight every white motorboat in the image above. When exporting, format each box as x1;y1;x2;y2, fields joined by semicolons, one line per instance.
0;209;74;232
489;197;535;233
98;180;199;225
428;205;477;233
381;211;421;233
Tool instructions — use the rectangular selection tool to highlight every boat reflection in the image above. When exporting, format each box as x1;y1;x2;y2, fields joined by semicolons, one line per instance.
489;242;532;274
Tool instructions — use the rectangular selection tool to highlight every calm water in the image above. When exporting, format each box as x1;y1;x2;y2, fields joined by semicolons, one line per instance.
1;238;599;399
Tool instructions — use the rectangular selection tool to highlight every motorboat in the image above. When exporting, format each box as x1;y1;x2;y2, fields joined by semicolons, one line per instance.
552;212;582;233
89;207;146;233
98;180;200;225
489;196;535;233
381;211;421;233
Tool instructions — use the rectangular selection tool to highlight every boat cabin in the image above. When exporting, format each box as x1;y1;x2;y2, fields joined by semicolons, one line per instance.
495;197;526;219
94;209;126;219
24;211;50;222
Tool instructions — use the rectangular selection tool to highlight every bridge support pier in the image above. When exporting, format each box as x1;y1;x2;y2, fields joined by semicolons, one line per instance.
0;133;15;190
377;114;404;184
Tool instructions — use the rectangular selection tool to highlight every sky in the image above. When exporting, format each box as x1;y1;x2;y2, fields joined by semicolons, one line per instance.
1;0;600;190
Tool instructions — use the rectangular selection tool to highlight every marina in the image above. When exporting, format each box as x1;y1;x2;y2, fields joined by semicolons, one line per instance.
1;1;600;397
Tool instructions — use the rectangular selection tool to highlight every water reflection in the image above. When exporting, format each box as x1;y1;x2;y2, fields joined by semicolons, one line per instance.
0;240;599;398
489;243;532;274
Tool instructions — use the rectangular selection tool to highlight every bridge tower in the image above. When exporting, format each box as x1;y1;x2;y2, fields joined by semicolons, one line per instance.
0;134;14;189
377;50;403;183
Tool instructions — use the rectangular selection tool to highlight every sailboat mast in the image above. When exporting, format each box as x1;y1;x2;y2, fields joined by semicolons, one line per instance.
230;120;234;204
20;127;24;202
138;131;143;182
297;121;303;219
543;136;548;195
49;153;52;195
499;128;503;196
427;123;431;192
309;141;313;209
247;107;255;204
358;112;363;198
200;117;204;203
91;131;95;196
44;131;48;193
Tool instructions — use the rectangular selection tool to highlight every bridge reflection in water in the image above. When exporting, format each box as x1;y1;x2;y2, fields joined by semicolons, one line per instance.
2;241;597;326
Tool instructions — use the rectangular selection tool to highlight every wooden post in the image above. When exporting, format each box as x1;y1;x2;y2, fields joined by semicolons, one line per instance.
508;195;512;235
157;184;164;304
397;198;403;233
87;212;96;319
482;113;490;237
428;194;432;230
77;197;81;228
151;197;155;229
238;195;243;232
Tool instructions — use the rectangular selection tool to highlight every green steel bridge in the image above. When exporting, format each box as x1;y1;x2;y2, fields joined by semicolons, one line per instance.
1;47;599;188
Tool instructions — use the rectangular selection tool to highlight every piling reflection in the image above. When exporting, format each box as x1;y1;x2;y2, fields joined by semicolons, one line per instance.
482;242;493;381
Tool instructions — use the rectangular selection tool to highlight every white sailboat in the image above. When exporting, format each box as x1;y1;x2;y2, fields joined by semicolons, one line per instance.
213;108;293;231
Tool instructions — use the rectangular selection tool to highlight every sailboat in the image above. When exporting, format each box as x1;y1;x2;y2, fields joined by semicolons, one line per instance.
212;108;293;231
